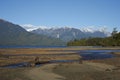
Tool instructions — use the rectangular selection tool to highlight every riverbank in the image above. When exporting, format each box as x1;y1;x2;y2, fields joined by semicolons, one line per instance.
0;46;120;54
90;52;120;66
0;47;120;80
0;60;120;80
0;47;120;66
0;47;81;66
52;52;120;80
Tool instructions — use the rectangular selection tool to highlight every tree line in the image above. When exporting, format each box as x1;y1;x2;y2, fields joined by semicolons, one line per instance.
67;28;120;46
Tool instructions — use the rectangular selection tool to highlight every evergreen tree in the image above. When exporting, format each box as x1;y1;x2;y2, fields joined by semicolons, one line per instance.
111;27;118;36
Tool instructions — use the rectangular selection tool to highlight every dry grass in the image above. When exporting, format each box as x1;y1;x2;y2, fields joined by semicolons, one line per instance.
0;47;120;66
0;48;81;66
0;54;80;66
0;47;120;54
0;48;75;54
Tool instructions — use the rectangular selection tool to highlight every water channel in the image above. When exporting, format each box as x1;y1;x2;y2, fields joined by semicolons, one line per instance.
1;49;120;68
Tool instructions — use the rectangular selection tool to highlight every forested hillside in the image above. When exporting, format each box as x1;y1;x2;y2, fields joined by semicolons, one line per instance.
67;29;120;46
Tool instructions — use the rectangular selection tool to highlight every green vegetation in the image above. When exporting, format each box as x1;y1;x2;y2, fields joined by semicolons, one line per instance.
67;30;120;46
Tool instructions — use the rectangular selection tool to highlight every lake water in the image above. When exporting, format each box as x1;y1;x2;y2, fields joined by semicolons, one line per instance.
78;50;120;60
2;62;29;68
0;45;67;48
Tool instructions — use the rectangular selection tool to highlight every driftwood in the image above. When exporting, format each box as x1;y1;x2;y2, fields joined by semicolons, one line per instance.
27;57;50;67
79;58;83;64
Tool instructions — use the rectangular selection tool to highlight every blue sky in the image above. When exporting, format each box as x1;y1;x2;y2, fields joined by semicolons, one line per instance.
0;0;120;32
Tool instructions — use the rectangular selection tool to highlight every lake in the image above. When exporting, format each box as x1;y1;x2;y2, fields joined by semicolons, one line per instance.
78;50;120;60
0;45;67;48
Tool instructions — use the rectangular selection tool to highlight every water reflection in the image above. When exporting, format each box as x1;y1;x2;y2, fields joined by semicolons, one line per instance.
78;49;120;60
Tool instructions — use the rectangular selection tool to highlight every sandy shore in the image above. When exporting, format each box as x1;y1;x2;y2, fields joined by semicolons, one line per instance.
23;61;120;80
25;64;65;80
0;61;120;80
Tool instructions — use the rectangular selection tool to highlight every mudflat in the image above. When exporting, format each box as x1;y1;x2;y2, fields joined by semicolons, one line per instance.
0;47;120;80
0;61;120;80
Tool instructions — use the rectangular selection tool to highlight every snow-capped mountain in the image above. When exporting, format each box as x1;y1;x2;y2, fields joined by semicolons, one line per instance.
0;19;64;46
21;24;110;42
81;27;111;36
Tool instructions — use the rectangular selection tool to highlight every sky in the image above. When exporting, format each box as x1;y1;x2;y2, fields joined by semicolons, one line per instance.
0;0;120;32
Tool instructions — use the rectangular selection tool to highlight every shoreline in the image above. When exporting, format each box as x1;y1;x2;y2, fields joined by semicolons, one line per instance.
0;48;120;80
0;47;120;67
0;46;120;54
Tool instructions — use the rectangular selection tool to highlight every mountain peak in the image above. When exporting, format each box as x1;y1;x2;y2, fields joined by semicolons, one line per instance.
0;20;64;46
31;26;110;42
0;19;6;21
81;27;95;33
22;24;110;33
0;19;11;24
21;24;39;31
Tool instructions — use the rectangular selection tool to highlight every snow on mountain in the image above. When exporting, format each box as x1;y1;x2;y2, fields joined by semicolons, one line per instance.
80;26;111;36
21;24;110;42
21;24;38;31
21;24;110;33
21;24;51;31
21;24;74;31
80;26;106;33
81;27;95;33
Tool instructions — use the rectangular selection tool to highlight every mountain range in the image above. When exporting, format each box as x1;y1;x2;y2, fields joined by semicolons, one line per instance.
29;27;110;42
0;19;64;46
0;18;111;46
